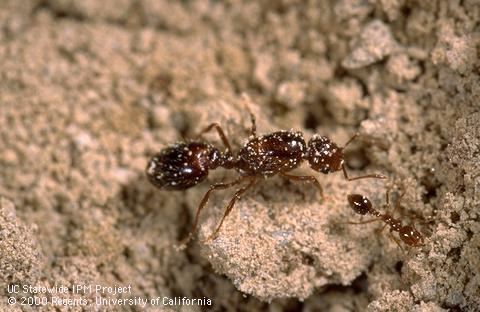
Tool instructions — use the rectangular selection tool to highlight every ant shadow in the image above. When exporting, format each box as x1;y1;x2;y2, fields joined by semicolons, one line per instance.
247;174;323;205
112;172;190;238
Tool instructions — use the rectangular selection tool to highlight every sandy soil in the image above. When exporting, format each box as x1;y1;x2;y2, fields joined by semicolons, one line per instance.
1;0;479;311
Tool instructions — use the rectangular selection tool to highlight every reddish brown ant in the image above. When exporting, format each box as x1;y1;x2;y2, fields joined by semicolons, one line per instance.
346;188;425;248
146;108;386;246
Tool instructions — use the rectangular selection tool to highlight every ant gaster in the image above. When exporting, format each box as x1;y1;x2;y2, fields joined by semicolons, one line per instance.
147;108;386;246
346;189;425;248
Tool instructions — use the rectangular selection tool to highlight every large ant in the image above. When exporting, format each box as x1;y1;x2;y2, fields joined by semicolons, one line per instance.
146;108;386;246
346;188;425;248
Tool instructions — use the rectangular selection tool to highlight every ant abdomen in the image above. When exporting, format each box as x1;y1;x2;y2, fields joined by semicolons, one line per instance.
307;135;343;174
347;194;372;215
146;142;221;190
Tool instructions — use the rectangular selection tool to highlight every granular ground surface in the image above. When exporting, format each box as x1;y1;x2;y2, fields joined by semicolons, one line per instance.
0;1;479;311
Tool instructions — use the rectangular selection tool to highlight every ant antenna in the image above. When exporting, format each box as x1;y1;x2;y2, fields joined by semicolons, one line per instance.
241;93;257;137
341;133;387;181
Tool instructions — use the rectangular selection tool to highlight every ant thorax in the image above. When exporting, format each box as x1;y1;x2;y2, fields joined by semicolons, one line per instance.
235;130;306;177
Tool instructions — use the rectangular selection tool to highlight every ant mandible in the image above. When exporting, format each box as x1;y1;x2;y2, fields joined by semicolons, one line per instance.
146;105;386;246
346;188;425;248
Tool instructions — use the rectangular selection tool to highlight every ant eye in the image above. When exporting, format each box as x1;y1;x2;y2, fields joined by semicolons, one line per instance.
307;135;343;174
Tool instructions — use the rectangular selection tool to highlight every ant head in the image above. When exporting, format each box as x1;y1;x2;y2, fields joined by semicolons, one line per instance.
399;225;424;247
307;135;344;174
347;194;372;215
146;142;214;190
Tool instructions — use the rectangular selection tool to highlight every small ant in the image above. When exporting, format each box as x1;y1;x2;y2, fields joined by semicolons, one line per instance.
346;188;425;248
146;107;386;246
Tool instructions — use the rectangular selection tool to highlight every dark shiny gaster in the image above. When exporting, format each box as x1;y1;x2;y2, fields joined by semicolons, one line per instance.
347;194;372;215
146;142;223;190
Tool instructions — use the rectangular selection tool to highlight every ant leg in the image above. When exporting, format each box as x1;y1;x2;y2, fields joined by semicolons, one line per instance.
377;223;388;234
178;178;244;247
280;172;324;200
388;232;404;251
341;164;387;181
241;93;257;137
383;185;406;217
385;186;391;207
249;111;257;137
344;218;381;225
410;217;433;227
343;133;359;148
207;177;257;241
375;223;388;235
197;123;233;152
380;186;394;216
392;188;406;217
335;218;381;231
